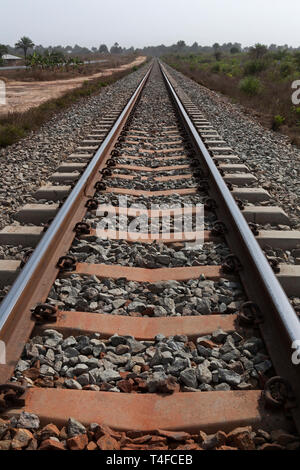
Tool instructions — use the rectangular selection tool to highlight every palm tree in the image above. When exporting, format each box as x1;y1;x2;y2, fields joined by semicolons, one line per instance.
15;36;34;60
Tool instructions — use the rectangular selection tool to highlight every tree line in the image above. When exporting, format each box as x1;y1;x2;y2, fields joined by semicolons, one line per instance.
1;37;300;63
0;37;135;61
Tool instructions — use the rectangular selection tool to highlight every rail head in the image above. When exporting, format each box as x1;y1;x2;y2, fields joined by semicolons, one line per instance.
160;62;300;345
159;61;300;430
0;63;153;336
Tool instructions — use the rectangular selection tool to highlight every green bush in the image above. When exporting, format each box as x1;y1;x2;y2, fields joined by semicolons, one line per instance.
231;64;243;77
293;52;300;69
272;115;285;130
198;56;213;64
239;76;262;96
243;60;267;75
280;62;293;78
220;63;232;74
210;63;220;73
0;125;25;147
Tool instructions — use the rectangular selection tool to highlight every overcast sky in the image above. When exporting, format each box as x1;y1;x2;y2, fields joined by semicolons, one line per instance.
2;0;300;48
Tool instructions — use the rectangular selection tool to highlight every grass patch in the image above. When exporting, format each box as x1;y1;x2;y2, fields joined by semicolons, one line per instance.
239;76;262;96
0;124;25;146
0;61;147;148
164;52;300;146
272;114;285;131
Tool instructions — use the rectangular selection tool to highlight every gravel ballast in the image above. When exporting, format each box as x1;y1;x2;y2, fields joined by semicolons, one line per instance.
14;328;270;394
1;414;299;450
0;65;148;231
46;274;246;316
164;63;300;228
68;239;231;267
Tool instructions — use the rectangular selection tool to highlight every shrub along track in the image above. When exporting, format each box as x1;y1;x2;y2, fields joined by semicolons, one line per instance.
0;60;300;450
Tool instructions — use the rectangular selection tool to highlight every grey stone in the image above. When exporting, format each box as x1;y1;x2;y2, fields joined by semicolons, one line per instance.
211;370;219;384
110;335;127;346
65;378;82;390
99;369;121;382
78;355;89;363
73;363;89;375
54;360;63;372
40;364;56;376
127;301;147;312
149;349;163;366
221;349;241;362
214;382;231;391
126;338;146;354
87;357;100;368
197;364;212;384
62;336;77;348
15;359;30;372
202;434;220;450
197;344;212;358
196;299;211;315
199;383;214;391
161;351;174;365
106;352;129;366
15;412;40;430
146;371;168;392
168;357;189;376
44;329;63;341
156;255;171;265
180;368;198;388
164;298;175;311
154;306;168;317
46;349;55;362
115;344;131;355
76;373;91;386
237;382;252;390
112;299;127;309
211;329;227;343
155;334;165;342
64;347;79;358
67;418;86;437
218;368;241;386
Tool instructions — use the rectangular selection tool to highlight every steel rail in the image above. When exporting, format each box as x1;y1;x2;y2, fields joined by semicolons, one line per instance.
160;63;300;344
0;60;299;436
160;62;300;427
0;64;152;361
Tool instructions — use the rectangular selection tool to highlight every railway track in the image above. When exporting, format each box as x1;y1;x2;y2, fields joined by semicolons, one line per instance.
0;60;300;450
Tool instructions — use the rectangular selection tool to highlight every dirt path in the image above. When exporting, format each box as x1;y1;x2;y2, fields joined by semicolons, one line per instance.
0;56;146;115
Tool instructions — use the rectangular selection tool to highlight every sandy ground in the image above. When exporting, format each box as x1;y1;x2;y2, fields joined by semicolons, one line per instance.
0;56;146;115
